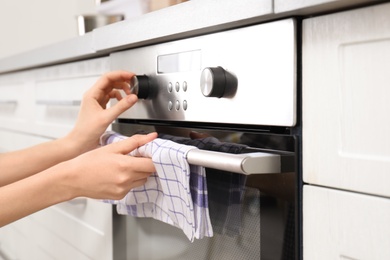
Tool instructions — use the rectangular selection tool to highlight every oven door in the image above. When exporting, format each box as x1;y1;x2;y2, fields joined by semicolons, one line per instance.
112;122;298;260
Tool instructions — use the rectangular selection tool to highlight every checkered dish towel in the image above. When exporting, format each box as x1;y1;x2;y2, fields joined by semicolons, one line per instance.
100;131;213;242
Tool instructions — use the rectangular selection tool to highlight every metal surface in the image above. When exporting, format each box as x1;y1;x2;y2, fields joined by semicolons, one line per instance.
186;149;281;174
111;19;296;127
77;14;124;35
109;17;299;260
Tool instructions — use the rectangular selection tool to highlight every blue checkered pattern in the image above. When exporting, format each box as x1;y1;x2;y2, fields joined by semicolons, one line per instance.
158;134;248;236
100;131;213;241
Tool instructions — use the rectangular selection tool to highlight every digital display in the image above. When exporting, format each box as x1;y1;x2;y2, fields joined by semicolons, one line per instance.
157;50;201;74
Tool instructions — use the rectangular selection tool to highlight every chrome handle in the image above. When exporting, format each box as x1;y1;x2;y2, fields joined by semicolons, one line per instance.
36;100;81;106
0;100;18;105
185;149;284;175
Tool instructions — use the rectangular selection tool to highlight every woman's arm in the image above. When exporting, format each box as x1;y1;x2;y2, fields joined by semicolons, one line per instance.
0;70;158;227
0;70;138;187
0;133;157;227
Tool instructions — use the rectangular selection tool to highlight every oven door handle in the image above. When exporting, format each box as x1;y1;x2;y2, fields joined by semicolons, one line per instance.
185;149;289;175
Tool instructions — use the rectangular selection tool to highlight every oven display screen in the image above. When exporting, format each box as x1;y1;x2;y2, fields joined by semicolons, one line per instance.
157;50;201;74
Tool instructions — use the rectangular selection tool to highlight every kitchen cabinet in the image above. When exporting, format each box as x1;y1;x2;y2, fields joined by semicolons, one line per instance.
302;3;390;259
303;185;390;260
0;57;110;139
32;57;110;138
0;57;113;260
0;71;34;133
302;2;390;197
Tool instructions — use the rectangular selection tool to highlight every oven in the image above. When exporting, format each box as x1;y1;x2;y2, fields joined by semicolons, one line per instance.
109;18;300;260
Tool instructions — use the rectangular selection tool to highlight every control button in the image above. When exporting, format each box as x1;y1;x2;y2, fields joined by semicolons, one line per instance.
183;81;188;92
200;66;237;98
175;82;180;92
183;100;188;111
167;82;173;93
129;75;150;99
168;101;173;111
175;100;180;110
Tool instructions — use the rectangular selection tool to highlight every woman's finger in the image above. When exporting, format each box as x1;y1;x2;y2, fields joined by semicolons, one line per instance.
127;157;156;173
127;178;150;190
95;71;134;93
104;133;158;155
103;94;138;120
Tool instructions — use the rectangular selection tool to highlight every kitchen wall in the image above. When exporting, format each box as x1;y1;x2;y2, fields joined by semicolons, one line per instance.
0;0;95;59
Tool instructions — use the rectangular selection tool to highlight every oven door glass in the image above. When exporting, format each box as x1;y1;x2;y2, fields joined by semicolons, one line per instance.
112;123;297;260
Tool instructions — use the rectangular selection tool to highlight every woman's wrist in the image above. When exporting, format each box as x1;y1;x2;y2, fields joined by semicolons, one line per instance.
42;160;80;202
60;131;97;159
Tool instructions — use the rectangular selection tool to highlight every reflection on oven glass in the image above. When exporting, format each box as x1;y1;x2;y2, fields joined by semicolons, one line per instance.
113;123;296;260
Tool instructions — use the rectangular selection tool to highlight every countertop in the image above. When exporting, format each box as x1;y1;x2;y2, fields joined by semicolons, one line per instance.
0;0;380;74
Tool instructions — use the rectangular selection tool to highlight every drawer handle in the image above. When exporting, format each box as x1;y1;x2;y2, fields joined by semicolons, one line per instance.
0;100;18;105
36;100;81;106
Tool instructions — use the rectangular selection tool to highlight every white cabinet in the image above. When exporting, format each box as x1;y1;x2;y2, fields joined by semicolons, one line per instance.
32;57;110;139
302;3;390;260
302;2;390;198
0;56;113;260
0;57;110;138
303;185;390;260
0;71;34;133
0;129;113;260
0;198;113;260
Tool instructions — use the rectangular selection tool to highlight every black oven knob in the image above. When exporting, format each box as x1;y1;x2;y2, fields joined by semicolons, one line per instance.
129;75;150;99
200;67;237;98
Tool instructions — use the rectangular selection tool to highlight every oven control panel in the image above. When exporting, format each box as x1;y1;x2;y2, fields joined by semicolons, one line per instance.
110;18;296;127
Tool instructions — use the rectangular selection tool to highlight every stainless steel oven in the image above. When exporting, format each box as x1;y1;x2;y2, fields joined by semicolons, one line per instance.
110;18;300;260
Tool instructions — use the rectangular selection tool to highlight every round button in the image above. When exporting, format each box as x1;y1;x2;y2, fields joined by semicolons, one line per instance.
167;82;173;93
183;81;188;92
183;100;188;110
175;100;180;110
168;101;173;111
175;82;180;92
130;75;150;99
200;67;227;98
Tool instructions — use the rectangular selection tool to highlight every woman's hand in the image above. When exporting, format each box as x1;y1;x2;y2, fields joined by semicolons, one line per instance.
0;133;157;227
66;70;138;155
60;132;158;200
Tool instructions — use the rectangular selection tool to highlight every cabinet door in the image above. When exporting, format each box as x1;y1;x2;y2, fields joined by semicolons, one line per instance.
0;129;113;260
0;129;51;152
33;57;110;138
302;3;390;197
303;185;390;260
0;71;34;133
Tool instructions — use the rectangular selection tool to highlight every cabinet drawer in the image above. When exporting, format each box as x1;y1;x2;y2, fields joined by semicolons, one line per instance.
0;72;34;133
0;200;112;260
32;57;109;139
0;129;113;259
303;185;390;260
33;76;98;138
29;199;113;260
0;129;52;152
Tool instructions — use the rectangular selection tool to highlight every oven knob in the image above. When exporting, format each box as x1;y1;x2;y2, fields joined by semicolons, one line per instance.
129;75;150;99
200;67;236;98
